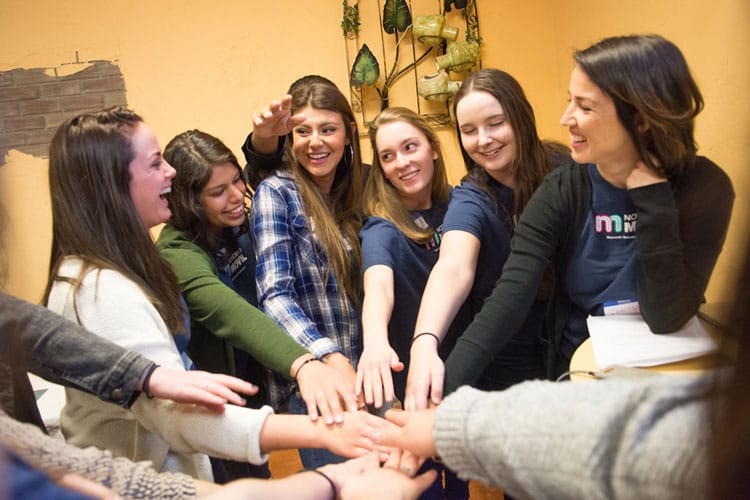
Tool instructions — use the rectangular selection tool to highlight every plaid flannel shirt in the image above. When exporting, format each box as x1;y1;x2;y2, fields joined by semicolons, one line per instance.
251;171;361;408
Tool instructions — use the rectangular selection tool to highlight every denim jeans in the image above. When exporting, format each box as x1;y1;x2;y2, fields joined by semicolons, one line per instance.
287;392;346;469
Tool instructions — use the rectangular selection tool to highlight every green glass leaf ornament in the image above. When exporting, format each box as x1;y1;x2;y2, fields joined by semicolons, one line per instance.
444;0;467;12
383;0;412;34
350;44;380;87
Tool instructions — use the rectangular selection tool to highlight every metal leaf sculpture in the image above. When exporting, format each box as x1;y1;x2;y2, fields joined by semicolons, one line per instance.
382;0;412;34
349;44;380;88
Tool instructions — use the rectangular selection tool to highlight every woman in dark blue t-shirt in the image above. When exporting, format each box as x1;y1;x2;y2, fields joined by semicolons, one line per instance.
405;69;560;411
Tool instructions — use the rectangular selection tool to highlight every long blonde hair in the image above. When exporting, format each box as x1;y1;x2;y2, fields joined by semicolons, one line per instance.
365;107;451;244
285;82;365;306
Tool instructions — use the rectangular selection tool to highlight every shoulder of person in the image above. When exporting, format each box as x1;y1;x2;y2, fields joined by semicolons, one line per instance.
360;216;401;238
155;223;194;250
684;156;734;191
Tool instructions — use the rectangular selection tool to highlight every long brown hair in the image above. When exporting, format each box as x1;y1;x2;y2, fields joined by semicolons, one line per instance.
574;34;703;179
365;107;451;244
285;81;365;306
43;107;184;334
453;68;550;218
164;129;249;252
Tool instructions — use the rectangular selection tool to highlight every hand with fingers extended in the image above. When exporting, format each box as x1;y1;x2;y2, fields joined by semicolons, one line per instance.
403;335;444;411
314;409;397;458
320;451;437;500
146;367;258;413
251;95;306;148
355;340;404;409
294;354;359;424
323;351;364;407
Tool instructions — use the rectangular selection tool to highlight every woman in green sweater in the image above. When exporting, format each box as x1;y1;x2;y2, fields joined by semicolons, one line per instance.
156;130;361;477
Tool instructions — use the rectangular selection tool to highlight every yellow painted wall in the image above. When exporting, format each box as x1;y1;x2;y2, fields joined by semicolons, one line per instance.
1;0;747;304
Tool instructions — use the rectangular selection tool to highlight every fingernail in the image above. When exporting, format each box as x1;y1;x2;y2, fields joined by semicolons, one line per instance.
335;414;344;423
325;416;334;424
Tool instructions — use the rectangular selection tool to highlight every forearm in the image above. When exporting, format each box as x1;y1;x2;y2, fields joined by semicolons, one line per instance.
361;268;395;350
187;283;306;376
632;180;733;332
435;377;710;499
201;471;334;499
0;412;196;499
2;292;152;407
413;262;473;341
159;239;307;376
258;414;329;453
242;133;285;189
134;398;274;465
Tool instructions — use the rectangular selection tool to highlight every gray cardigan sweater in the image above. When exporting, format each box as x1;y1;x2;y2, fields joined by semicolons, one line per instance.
435;373;713;499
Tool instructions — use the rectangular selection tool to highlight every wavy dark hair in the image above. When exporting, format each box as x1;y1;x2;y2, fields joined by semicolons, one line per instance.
453;68;551;219
365;107;451;244
43;107;184;334
574;34;703;178
164;130;248;252
285;81;365;306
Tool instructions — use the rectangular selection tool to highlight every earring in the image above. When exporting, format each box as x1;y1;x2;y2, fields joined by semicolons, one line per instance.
344;144;354;169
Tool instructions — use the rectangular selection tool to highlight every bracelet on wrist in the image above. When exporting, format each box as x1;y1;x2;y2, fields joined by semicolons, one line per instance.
411;332;440;346
141;364;160;399
292;357;320;380
309;469;336;500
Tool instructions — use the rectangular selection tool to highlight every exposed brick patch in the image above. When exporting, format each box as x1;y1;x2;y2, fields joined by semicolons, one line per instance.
0;73;13;88
81;76;125;93
0;102;19;118
40;81;82;98
3;115;45;132
62;94;105;111
0;60;128;165
19;98;61;115
0;87;40;103
0;132;25;149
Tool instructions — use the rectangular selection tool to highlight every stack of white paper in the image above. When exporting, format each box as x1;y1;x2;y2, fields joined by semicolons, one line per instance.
586;314;718;369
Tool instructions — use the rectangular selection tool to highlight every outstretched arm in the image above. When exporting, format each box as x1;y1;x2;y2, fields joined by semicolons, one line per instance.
404;231;479;410
357;265;404;408
242;95;306;188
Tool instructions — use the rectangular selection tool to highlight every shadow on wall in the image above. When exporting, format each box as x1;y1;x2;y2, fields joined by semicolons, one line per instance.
0;61;127;166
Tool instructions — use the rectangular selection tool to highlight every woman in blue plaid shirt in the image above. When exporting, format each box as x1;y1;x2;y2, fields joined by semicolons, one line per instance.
251;81;366;469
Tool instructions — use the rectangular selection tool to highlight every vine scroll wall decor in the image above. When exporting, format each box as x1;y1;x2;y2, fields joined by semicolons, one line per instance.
342;0;481;130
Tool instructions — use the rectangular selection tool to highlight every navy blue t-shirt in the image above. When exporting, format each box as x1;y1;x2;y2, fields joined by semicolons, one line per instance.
442;178;514;316
561;164;638;358
361;200;467;401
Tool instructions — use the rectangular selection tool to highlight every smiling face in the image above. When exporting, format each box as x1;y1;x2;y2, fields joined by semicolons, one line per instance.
375;120;437;211
292;105;349;193
456;90;517;186
560;65;639;171
199;162;247;231
128;122;175;229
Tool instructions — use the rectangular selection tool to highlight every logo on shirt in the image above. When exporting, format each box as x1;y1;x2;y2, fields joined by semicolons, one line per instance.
594;212;637;240
229;248;248;275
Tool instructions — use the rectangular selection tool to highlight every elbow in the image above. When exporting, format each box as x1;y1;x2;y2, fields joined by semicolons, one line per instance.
642;307;696;334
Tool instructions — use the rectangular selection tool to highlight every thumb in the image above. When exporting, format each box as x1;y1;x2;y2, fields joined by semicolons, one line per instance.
390;355;405;372
384;408;408;426
413;469;439;495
